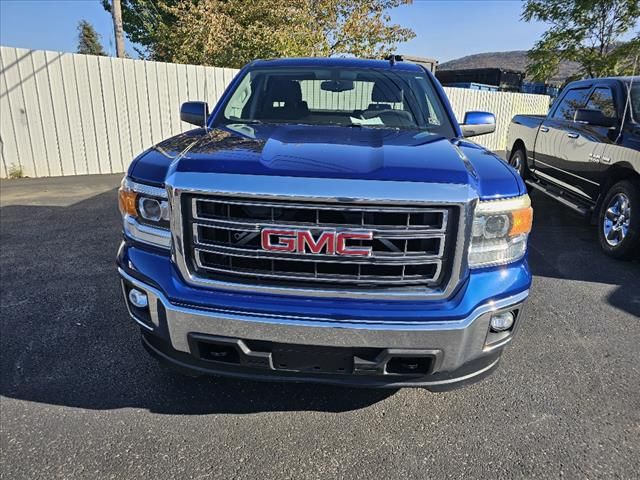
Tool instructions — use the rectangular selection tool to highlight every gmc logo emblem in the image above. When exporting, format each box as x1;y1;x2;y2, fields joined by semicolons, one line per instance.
261;229;373;256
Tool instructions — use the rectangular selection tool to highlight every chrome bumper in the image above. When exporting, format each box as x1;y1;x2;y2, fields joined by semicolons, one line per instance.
119;268;528;384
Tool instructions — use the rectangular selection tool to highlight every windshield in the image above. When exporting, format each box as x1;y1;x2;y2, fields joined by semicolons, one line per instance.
215;66;455;137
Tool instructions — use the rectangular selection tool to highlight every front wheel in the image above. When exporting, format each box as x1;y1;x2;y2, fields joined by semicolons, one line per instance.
598;180;640;260
508;148;527;178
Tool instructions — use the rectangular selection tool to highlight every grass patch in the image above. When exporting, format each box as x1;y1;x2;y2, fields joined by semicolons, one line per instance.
8;164;24;179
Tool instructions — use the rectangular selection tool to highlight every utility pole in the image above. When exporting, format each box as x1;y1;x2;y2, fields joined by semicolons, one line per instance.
111;0;125;58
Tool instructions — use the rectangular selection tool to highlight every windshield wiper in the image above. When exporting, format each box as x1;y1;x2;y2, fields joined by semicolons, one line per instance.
227;118;262;125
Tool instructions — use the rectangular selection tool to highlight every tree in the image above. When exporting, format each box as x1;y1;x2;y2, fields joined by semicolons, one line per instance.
102;0;414;67
102;0;175;59
309;0;415;58
522;0;640;82
77;20;107;56
156;0;317;67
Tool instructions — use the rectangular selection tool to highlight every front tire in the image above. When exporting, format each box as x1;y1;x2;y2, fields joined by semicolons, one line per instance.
509;148;527;178
598;180;640;260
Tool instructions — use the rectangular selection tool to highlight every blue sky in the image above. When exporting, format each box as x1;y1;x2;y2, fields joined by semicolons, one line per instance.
1;0;138;57
0;0;635;63
391;0;549;61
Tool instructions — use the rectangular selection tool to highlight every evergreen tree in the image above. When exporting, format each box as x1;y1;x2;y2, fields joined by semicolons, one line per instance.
77;20;107;56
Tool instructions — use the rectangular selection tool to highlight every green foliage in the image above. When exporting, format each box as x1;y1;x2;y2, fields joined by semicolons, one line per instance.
307;0;415;58
102;0;175;59
102;0;415;67
77;19;107;56
522;0;640;82
8;164;24;179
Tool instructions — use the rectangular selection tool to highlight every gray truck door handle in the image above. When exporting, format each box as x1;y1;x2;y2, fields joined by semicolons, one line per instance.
567;132;579;139
540;126;549;132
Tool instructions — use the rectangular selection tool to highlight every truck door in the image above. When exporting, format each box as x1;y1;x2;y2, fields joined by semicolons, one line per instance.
561;86;620;199
598;87;640;188
533;86;592;199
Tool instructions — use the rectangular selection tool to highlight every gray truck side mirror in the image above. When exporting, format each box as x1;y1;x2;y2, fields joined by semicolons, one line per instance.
180;101;209;127
460;111;496;138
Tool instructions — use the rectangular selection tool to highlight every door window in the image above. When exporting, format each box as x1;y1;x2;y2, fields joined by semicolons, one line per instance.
551;88;590;121
586;87;616;120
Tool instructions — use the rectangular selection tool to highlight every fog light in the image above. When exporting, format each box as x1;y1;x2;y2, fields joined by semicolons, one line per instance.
128;288;148;308
490;311;515;332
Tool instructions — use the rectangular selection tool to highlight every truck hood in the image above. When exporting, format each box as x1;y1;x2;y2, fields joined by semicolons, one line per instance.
130;124;523;199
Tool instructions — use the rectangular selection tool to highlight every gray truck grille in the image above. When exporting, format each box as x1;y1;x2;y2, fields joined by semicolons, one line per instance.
184;195;454;289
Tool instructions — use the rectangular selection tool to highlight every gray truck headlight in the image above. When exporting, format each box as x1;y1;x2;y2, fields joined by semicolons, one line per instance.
468;195;533;268
118;177;171;249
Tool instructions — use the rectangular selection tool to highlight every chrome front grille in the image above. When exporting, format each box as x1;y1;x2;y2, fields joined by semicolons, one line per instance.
183;195;455;289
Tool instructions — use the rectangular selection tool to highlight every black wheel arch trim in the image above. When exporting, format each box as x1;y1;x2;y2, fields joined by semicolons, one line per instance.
594;164;640;219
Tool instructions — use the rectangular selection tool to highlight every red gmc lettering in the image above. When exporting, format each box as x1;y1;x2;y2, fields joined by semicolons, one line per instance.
297;231;335;254
261;229;296;252
261;229;372;256
336;232;374;256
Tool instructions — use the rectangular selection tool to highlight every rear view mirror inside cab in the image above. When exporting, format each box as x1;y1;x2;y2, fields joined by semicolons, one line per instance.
320;80;354;92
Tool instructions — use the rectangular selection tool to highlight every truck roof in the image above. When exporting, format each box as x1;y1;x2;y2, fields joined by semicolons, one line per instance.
249;57;424;72
565;76;639;88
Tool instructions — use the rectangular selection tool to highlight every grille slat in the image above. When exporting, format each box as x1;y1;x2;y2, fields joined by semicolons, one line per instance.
193;242;443;264
191;218;446;236
192;223;445;260
195;252;441;285
185;196;454;290
195;196;448;213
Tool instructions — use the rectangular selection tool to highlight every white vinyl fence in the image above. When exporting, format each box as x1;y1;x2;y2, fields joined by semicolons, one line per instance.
444;87;550;154
0;46;238;178
0;46;550;178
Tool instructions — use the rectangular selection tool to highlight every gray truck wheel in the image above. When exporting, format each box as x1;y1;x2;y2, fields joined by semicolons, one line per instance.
508;148;527;178
598;180;640;260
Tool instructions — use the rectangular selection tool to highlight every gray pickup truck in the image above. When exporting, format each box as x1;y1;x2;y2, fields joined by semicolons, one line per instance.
506;77;639;259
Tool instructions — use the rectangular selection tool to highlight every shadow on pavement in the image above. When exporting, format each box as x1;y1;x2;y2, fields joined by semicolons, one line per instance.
0;188;395;414
527;190;639;318
1;185;637;414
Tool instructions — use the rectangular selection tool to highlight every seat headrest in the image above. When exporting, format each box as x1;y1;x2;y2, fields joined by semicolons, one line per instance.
265;79;302;103
372;82;402;103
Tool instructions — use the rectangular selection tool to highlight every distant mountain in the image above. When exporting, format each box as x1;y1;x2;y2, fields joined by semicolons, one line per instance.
438;50;581;84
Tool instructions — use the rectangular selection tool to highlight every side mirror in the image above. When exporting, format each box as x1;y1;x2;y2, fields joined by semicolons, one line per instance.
180;101;209;127
574;108;617;128
460;111;496;138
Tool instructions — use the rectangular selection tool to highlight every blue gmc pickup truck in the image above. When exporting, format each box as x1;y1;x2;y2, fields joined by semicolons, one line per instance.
117;57;533;390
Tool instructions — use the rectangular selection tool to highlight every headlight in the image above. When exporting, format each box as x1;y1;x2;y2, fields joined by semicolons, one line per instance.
138;196;169;223
468;195;533;268
118;177;171;249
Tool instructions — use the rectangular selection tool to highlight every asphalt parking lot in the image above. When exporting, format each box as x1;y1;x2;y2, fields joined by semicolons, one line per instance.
1;174;639;479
